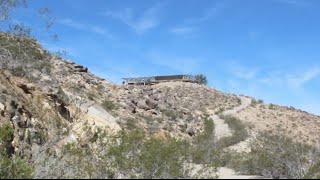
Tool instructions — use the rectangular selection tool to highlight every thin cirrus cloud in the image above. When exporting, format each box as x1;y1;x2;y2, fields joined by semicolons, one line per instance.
244;67;320;90
58;18;113;38
226;61;320;90
287;68;320;88
169;2;224;36
169;26;194;35
147;51;202;74
227;62;259;80
185;2;225;24
102;2;165;34
275;0;309;7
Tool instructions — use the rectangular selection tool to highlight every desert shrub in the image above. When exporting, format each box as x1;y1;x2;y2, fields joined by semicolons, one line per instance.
57;128;113;179
227;131;314;179
33;60;52;74
195;74;208;85
251;99;264;107
304;160;320;179
108;129;188;178
0;33;46;61
162;109;181;121
0;155;34;179
108;129;145;175
251;99;258;106
11;66;26;76
0;33;52;79
56;87;69;104
87;91;97;101
0;123;33;179
215;107;225;115
0;123;14;147
216;115;248;149
102;99;118;111
8;23;31;37
0;0;27;22
0;122;14;157
268;103;276;110
139;137;186;178
191;116;220;166
61;142;97;178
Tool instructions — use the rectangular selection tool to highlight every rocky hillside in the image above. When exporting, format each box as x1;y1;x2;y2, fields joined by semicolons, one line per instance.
1;33;320;179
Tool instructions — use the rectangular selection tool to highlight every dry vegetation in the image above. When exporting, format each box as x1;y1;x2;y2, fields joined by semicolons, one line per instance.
237;101;320;145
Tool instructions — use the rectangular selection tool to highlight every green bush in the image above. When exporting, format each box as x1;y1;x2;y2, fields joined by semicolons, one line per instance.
11;66;26;77
304;160;320;179
0;33;52;78
0;33;46;60
0;123;14;146
102;100;118;111
216;115;248;149
162;109;181;121
108;129;145;173
59;129;113;179
195;74;208;85
0;155;33;179
33;60;52;74
0;123;33;179
268;103;276;110
140;137;186;178
108;129;187;178
251;99;264;107
191;116;220;166
227;131;313;179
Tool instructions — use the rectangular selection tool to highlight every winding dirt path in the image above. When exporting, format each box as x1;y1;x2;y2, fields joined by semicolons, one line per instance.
211;96;251;141
210;96;263;179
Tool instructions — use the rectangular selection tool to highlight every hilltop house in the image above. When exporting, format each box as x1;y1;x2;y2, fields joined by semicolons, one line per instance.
122;75;199;85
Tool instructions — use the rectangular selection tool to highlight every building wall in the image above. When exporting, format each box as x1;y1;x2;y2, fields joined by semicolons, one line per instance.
123;75;197;85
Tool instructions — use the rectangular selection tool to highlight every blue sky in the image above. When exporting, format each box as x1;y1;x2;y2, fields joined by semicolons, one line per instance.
6;0;320;115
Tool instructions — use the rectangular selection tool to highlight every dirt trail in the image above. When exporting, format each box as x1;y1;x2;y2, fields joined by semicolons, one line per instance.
223;96;252;116
216;167;262;179
211;96;251;141
210;96;262;179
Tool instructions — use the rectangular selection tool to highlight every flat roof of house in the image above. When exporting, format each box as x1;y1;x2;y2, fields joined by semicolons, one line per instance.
123;75;192;80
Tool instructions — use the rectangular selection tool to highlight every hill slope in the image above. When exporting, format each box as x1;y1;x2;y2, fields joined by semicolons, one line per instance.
0;33;320;179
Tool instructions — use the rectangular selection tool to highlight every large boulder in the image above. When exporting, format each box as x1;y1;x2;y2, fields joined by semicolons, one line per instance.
137;99;150;110
186;127;196;136
146;98;158;109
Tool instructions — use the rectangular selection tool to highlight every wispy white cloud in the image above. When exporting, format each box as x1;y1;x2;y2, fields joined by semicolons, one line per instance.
233;65;320;89
228;62;259;80
275;0;309;7
257;67;320;89
102;2;165;34
147;51;202;73
224;62;320;115
287;68;320;88
58;18;113;38
185;2;225;24
58;18;85;30
170;26;194;35
169;2;224;36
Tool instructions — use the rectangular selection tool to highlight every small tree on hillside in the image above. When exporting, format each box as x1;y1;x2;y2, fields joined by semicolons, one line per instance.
0;0;27;21
195;74;208;85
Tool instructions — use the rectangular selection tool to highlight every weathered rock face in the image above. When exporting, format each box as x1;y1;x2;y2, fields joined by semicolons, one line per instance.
106;81;242;139
0;102;5;115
